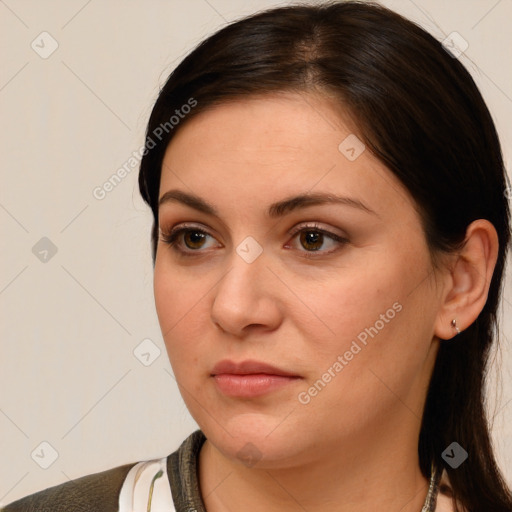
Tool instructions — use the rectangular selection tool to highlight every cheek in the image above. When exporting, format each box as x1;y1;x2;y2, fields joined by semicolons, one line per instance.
153;259;180;335
299;245;431;377
300;251;435;408
302;263;403;348
153;257;207;367
153;251;205;328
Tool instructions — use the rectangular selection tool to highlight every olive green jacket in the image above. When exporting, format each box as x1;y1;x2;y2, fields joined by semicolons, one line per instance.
1;430;207;512
2;429;443;511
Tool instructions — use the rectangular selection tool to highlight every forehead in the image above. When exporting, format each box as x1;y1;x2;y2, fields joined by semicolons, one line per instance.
164;92;354;160
159;92;415;222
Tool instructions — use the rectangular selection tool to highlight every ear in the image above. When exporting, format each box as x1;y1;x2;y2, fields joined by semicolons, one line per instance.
434;219;499;340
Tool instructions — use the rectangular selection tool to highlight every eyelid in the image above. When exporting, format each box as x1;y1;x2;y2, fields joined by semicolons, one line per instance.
287;222;346;240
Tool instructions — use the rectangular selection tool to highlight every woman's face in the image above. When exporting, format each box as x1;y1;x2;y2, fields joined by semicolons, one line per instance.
154;92;444;468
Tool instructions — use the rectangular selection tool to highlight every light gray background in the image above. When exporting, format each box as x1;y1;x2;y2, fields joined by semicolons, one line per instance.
1;0;511;505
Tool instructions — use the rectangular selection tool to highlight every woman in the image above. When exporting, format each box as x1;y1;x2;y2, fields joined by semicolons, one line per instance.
3;1;511;511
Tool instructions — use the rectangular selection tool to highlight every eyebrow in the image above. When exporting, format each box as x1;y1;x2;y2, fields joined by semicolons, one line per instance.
158;189;379;218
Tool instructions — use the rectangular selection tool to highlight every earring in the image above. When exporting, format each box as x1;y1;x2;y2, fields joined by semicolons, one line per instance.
451;319;461;335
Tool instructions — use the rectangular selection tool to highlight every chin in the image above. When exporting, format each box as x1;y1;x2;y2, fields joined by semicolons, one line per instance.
197;413;310;468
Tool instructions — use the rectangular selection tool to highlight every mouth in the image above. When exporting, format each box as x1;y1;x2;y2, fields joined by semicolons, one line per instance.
211;359;302;398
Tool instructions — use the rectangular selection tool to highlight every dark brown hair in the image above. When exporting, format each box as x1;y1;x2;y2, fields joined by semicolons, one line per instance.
138;1;512;510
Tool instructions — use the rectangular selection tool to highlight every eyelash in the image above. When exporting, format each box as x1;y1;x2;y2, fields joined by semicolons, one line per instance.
159;223;349;259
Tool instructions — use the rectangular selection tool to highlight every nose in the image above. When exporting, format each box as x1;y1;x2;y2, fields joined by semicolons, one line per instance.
210;245;283;337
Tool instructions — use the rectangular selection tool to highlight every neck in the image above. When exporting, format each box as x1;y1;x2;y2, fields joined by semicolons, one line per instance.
198;410;431;512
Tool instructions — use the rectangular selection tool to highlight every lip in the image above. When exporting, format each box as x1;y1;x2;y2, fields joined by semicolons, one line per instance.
211;359;300;377
211;359;302;398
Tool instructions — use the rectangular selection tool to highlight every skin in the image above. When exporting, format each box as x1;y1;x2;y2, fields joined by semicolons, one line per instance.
153;91;498;512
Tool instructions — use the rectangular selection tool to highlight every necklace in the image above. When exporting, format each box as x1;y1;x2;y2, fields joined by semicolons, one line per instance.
421;464;442;512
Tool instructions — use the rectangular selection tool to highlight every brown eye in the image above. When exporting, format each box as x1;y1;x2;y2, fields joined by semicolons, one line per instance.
159;227;216;254
299;230;325;251
182;230;208;250
287;224;349;258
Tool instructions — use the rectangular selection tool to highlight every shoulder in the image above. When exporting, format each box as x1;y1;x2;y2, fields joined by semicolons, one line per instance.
0;430;207;512
0;462;137;512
